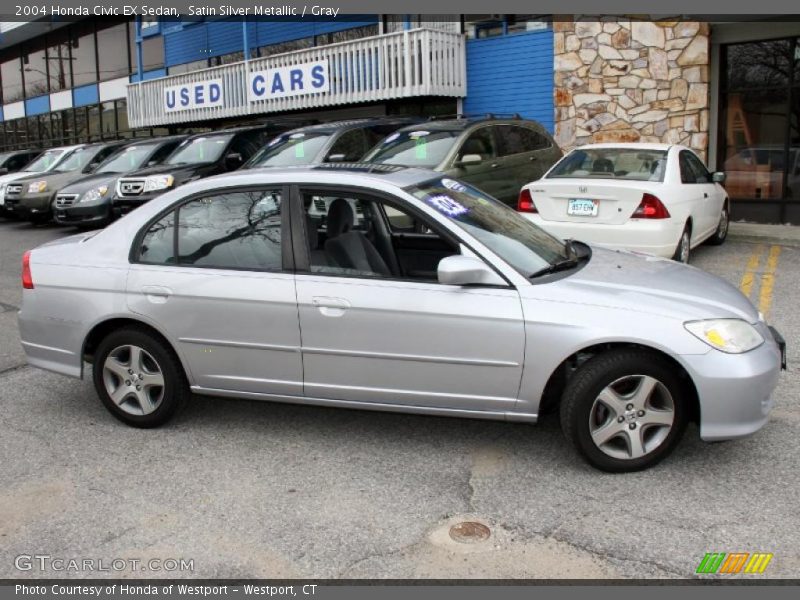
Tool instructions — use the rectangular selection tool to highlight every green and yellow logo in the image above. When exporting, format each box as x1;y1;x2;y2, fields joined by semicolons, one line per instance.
696;552;773;574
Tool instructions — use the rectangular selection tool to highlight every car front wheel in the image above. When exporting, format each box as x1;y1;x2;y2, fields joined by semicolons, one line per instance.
92;327;189;428
560;349;689;472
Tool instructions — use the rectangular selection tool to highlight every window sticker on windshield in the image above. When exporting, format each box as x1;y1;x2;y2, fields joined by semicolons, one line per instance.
426;194;468;217
383;132;400;144
415;137;427;160
295;141;305;158
441;178;467;193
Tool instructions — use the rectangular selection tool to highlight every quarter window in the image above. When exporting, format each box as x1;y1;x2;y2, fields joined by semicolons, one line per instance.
495;125;551;156
139;212;176;265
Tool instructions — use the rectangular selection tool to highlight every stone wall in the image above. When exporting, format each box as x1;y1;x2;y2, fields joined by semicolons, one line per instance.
553;18;710;159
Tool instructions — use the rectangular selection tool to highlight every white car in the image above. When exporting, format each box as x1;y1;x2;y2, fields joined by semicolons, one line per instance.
0;145;84;210
518;144;729;262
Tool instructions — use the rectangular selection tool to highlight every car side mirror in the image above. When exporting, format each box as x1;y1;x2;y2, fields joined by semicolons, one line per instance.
712;172;726;184
437;255;505;286
225;152;244;169
327;153;347;163
454;154;483;167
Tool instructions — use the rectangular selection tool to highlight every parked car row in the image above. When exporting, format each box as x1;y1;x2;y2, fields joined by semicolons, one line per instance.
1;114;729;264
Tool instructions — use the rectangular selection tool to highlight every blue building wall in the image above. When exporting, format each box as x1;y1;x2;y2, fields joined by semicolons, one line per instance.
463;29;554;132
164;16;379;68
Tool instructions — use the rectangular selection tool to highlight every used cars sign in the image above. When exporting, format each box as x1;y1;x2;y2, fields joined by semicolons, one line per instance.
164;79;224;112
249;60;330;101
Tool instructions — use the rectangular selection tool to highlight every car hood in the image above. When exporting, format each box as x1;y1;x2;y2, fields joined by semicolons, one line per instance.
0;170;46;186
58;173;121;196
11;170;84;193
529;246;759;323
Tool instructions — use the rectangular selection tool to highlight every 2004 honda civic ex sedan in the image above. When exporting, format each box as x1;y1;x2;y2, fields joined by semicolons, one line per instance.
18;164;786;472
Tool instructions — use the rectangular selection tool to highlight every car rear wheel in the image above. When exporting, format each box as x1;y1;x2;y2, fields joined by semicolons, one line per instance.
672;224;691;263
559;349;689;472
92;327;189;428
707;205;729;246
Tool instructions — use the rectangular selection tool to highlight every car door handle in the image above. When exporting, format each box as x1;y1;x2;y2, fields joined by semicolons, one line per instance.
311;296;350;317
141;285;172;303
704;192;709;198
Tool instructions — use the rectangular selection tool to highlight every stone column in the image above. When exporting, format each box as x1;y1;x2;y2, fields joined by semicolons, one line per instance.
553;17;710;161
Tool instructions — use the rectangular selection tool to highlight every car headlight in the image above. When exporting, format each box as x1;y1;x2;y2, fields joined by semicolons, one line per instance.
684;319;764;353
144;175;174;192
27;181;48;194
80;185;109;203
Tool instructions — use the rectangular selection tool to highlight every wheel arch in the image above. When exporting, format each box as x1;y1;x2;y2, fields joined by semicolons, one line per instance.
538;341;700;424
81;317;193;384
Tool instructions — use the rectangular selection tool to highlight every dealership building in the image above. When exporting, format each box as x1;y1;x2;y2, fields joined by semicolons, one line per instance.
0;15;798;222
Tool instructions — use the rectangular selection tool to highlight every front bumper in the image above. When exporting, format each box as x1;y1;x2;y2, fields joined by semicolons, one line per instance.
112;191;165;215
523;214;684;258
53;201;112;225
686;325;784;442
4;192;53;218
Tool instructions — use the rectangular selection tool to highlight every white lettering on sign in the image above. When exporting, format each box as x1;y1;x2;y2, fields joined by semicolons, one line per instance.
249;60;329;102
164;79;224;112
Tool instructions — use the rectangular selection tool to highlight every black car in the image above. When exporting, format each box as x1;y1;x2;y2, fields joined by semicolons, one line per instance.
53;136;188;228
243;117;422;168
111;125;290;215
0;149;42;175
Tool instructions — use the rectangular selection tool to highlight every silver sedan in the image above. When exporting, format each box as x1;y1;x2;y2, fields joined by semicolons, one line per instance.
18;166;785;472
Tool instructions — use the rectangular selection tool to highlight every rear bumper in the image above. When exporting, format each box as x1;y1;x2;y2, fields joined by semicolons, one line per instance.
523;214;684;258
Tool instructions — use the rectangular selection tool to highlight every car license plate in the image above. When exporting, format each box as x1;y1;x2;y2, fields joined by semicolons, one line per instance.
568;198;598;217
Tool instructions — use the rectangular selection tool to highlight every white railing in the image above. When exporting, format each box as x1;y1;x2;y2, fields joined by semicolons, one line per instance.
127;28;466;128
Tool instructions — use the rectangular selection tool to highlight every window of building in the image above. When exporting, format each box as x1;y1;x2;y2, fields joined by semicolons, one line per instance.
116;100;130;137
212;51;244;66
141;35;165;70
464;14;549;39
97;22;131;81
167;60;209;75
257;38;313;58
88;105;101;140
46;30;72;91
101;102;117;138
315;24;379;46
719;37;799;210
23;40;49;97
71;22;97;87
1;51;25;104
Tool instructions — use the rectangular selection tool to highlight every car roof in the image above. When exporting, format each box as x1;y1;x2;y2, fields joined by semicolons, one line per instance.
279;117;422;136
124;135;189;146
220;163;439;188
574;142;675;151
393;116;546;133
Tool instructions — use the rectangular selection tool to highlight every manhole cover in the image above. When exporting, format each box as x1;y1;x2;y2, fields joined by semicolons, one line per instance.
448;521;491;544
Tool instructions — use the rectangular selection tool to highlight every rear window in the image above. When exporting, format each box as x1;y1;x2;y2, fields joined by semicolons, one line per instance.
547;148;668;182
365;130;460;168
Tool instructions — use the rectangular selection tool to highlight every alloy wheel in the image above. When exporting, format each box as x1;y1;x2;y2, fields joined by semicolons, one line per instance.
588;374;675;460
102;344;165;416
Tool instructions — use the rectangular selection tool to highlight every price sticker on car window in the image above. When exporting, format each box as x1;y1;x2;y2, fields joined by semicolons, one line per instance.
415;137;427;160
426;194;468;217
441;178;467;193
295;141;305;158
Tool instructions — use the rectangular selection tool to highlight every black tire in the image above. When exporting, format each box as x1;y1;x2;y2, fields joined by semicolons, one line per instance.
92;326;189;428
559;349;689;473
672;223;691;263
706;204;729;246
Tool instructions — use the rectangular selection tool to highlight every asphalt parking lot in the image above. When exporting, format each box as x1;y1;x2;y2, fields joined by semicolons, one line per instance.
1;217;798;580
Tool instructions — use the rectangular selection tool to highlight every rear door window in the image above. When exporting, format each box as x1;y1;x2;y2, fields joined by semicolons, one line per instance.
495;125;551;156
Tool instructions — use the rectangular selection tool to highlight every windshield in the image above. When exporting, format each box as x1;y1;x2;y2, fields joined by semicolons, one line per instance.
407;178;569;277
246;132;330;167
166;135;232;165
548;148;669;182
366;130;460;168
57;147;100;172
96;144;157;173
23;149;65;172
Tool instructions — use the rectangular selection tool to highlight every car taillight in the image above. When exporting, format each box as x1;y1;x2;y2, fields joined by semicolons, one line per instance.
632;193;670;219
518;188;538;213
22;251;33;289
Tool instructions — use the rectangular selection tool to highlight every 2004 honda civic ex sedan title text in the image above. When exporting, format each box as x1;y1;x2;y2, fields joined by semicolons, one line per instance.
18;165;786;472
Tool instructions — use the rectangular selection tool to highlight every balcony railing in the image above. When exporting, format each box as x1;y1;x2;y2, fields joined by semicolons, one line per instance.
127;28;466;128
